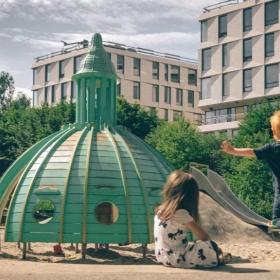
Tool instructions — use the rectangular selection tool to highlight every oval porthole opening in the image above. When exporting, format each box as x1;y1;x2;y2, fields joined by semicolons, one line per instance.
32;200;55;224
95;202;119;225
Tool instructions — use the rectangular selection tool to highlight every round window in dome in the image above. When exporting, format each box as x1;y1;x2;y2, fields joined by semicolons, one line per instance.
32;200;55;224
95;202;119;225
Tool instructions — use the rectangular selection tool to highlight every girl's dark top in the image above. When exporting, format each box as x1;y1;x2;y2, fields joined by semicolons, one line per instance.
254;141;280;193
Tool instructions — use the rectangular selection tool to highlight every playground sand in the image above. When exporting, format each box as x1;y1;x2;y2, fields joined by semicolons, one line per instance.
0;193;279;264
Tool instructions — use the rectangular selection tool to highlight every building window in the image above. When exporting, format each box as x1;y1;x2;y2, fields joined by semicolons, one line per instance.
188;90;194;108
222;44;229;67
61;82;67;101
265;63;279;89
164;64;169;81
164;87;171;104
59;60;65;79
152;85;159;102
188;69;197;85
243;38;252;62
71;81;77;100
173;110;182;121
163;109;168;121
265;0;279;26
243;7;252;32
74;56;83;74
202;48;211;71
176;89;183;106
45;64;51;82
152;61;159;80
117;82;121;96
133;82;140;99
171;65;180;83
33;68;38;85
33;90;38;107
219;15;227;38
117;55;125;74
265;33;275;57
206;111;216;124
51;85;55;104
44;87;48;104
107;52;111;60
222;73;230;97
201;20;208;42
201;78;211;99
133;58;141;76
243;69;252;93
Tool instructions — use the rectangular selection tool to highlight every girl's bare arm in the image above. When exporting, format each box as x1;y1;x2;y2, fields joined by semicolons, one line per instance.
185;221;210;241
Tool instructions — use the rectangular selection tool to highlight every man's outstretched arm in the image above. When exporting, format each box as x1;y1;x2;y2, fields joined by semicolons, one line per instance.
221;141;255;157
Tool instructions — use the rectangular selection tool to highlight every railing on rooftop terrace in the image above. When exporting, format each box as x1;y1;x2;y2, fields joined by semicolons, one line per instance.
203;0;243;13
34;40;198;64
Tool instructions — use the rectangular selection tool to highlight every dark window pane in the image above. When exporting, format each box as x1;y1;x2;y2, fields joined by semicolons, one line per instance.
201;20;208;42
265;0;279;26
176;89;183;105
152;85;159;102
222;73;230;97
45;64;51;82
59;60;65;79
74;56;83;74
164;87;171;104
188;90;194;107
44;87;48;104
133;58;141;76
171;65;180;83
133;82;140;99
202;48;211;71
51;85;55;103
188;69;197;85
222;44;229;67
219;15;227;37
243;8;252;32
243;38;252;62
243;69;252;92
152;62;159;79
117;55;125;73
164;64;169;81
265;33;274;57
265;64;279;88
61;82;67;101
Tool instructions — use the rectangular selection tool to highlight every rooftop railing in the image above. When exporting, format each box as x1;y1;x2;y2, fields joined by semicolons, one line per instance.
35;40;198;64
203;0;243;13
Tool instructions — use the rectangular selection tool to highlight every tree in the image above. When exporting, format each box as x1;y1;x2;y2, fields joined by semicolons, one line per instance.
117;97;160;139
0;71;15;110
146;117;224;170
221;101;280;218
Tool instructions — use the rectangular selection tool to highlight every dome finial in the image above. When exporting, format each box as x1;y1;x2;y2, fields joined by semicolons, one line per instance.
92;33;103;47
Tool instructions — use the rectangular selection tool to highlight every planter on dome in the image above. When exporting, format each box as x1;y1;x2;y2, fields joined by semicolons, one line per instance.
0;33;173;259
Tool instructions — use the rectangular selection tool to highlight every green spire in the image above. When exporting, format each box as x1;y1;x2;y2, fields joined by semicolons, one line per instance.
72;33;117;130
73;33;116;78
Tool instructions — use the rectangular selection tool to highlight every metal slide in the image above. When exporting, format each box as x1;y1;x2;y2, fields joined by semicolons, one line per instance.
190;166;269;227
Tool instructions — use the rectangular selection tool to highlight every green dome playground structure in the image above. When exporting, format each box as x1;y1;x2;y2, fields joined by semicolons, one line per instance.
0;33;173;258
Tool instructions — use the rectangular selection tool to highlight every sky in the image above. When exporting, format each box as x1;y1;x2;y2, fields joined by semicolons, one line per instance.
0;0;215;95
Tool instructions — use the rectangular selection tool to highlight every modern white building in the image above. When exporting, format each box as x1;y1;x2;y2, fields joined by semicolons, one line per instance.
198;0;280;135
31;40;203;125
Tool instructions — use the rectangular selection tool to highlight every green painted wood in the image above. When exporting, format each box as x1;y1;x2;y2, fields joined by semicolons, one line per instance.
20;127;78;242
82;126;94;243
4;127;73;242
105;129;131;243
59;127;88;242
111;128;153;243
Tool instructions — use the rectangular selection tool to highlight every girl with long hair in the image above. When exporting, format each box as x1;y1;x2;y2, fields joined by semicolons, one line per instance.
154;170;223;268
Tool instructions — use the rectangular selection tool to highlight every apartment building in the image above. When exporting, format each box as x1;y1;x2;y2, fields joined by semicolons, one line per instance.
198;0;280;135
31;40;202;124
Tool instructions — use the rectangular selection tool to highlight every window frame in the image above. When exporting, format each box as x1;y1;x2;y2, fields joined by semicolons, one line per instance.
265;0;279;26
243;7;252;32
243;68;252;93
265;32;275;57
265;63;279;89
243;38;252;62
219;14;227;38
202;48;211;71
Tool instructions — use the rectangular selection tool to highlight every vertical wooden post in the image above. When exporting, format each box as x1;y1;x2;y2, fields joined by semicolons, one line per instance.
82;243;87;259
75;243;79;253
142;243;147;258
28;242;31;251
105;244;109;250
22;242;27;260
17;242;21;249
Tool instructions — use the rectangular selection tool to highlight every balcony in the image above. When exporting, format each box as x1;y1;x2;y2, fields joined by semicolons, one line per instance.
203;0;244;13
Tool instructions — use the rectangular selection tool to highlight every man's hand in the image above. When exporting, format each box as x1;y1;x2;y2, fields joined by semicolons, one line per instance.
221;140;255;157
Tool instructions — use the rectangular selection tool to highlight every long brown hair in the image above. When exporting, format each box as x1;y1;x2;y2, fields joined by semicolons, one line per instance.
157;170;199;222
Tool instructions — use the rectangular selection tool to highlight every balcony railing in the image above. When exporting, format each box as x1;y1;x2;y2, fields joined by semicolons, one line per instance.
203;0;243;13
201;112;247;125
